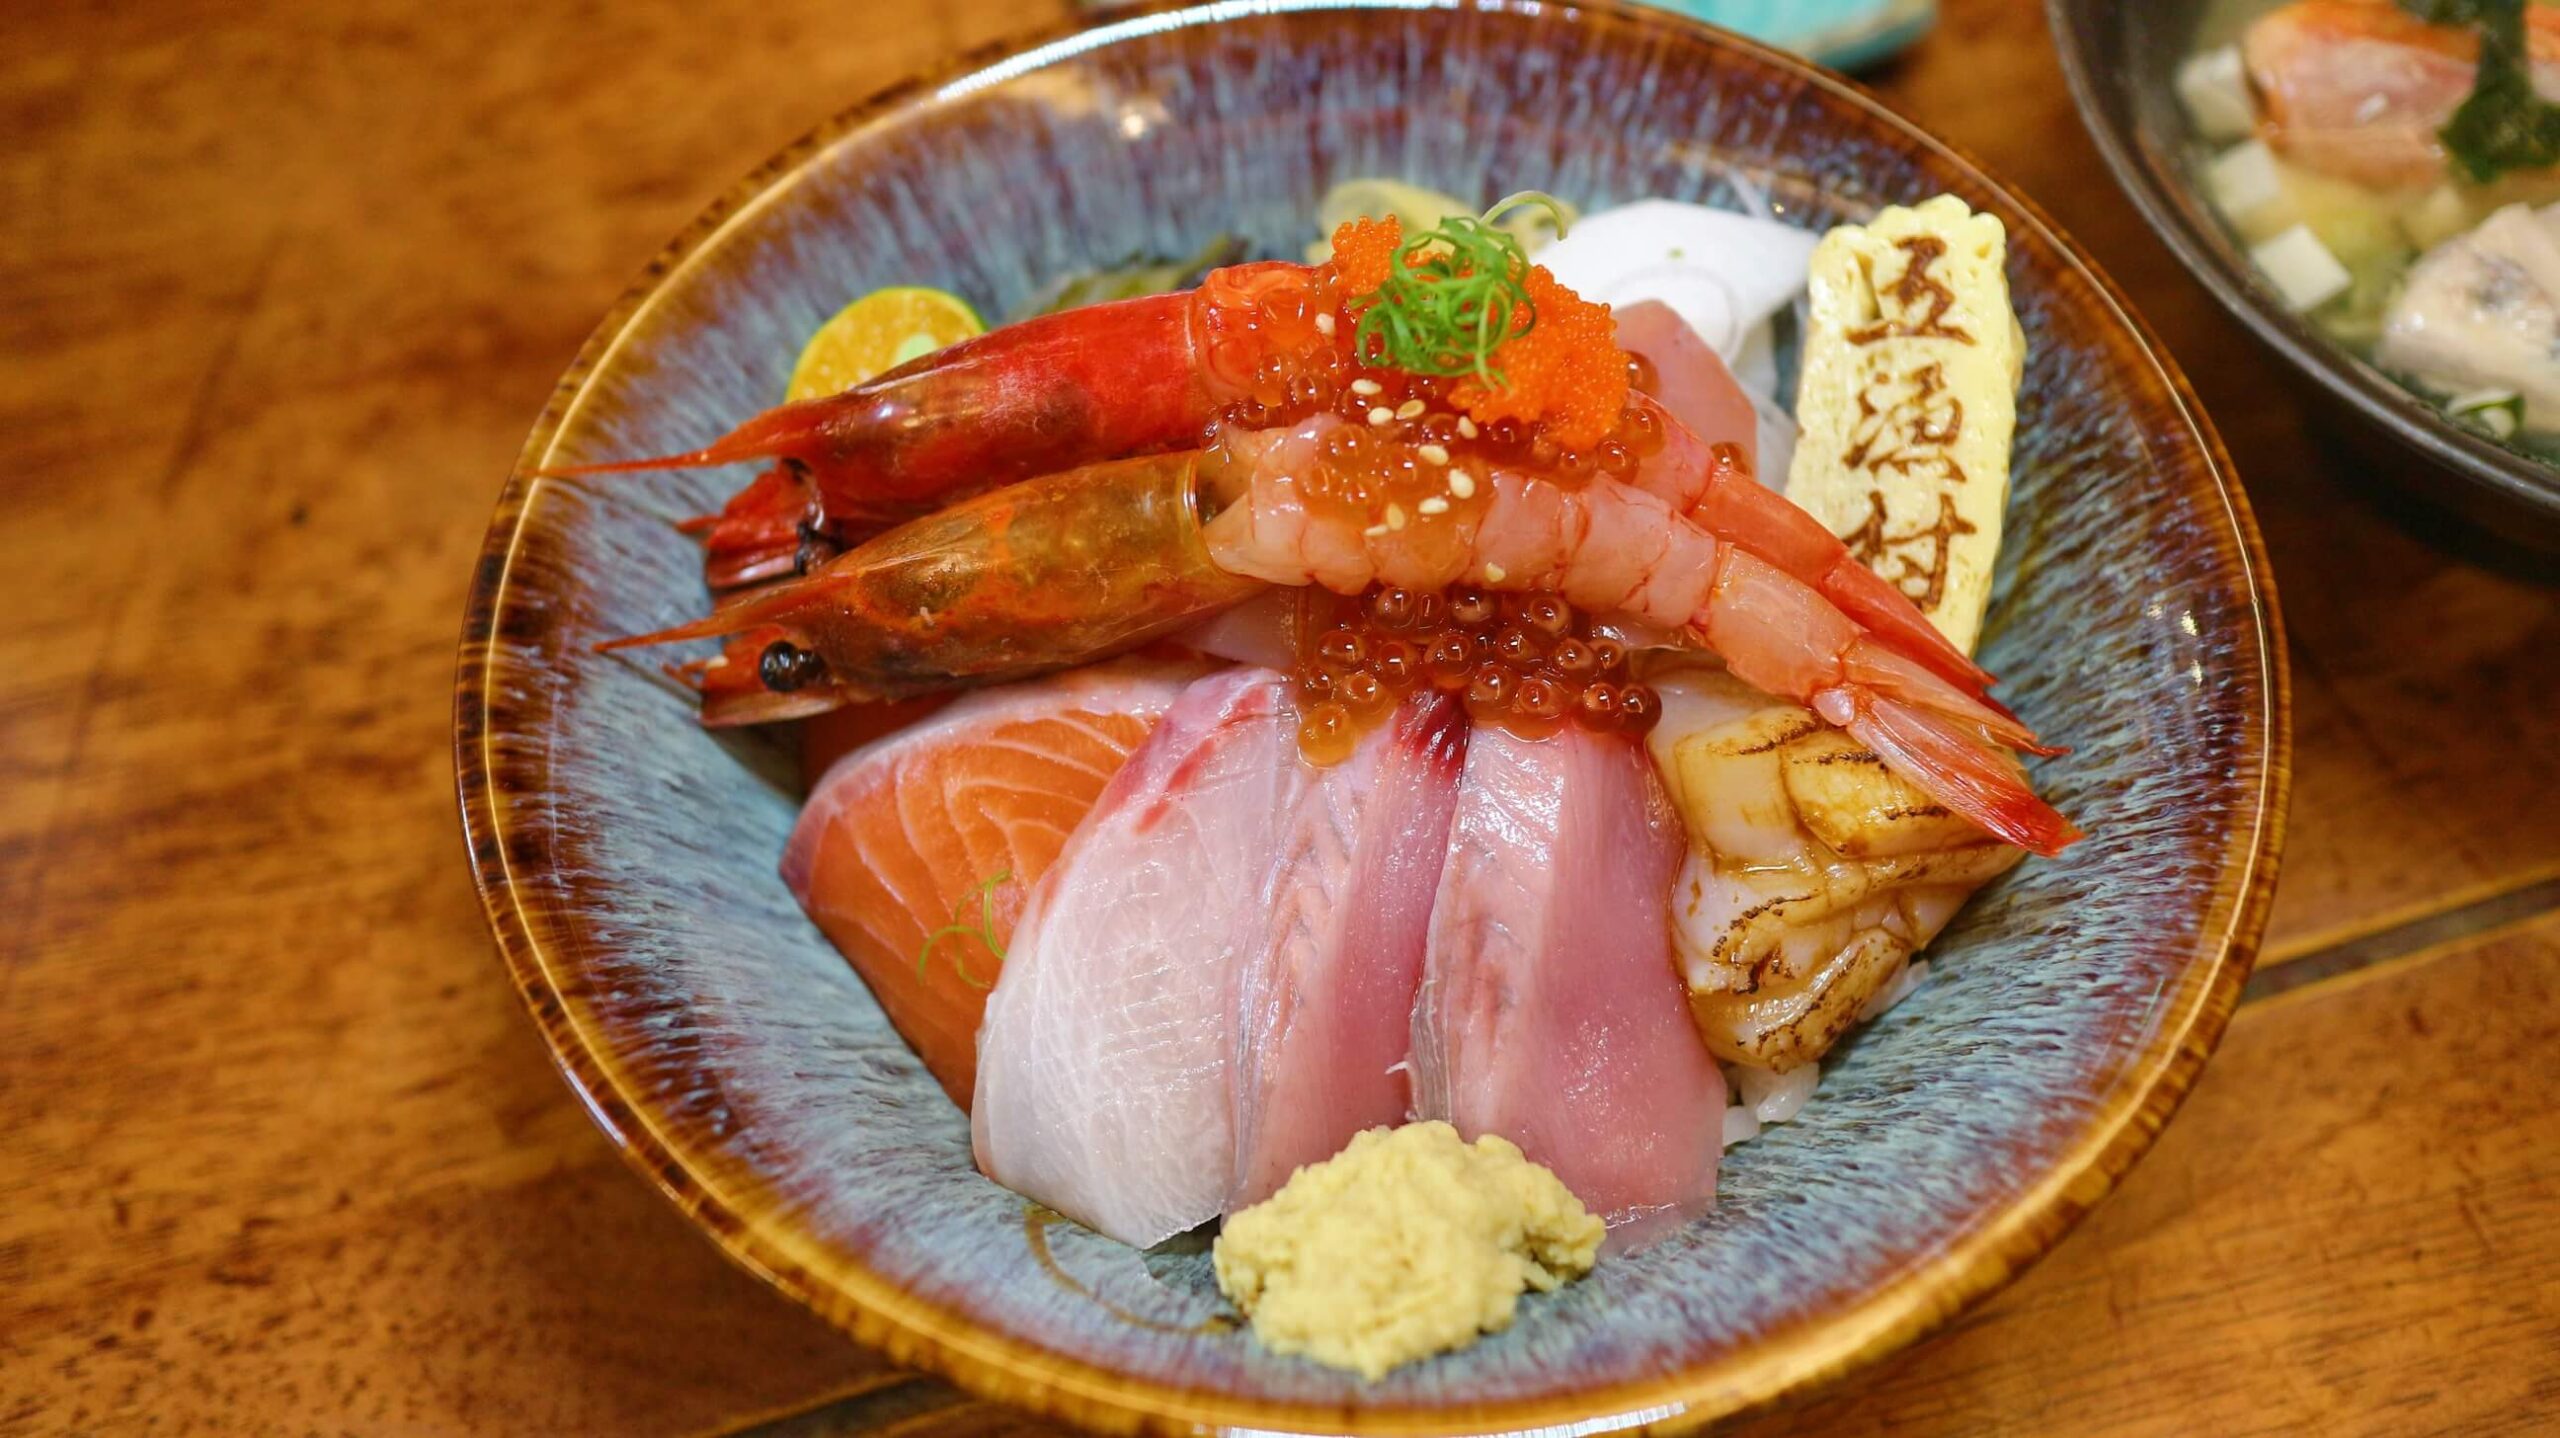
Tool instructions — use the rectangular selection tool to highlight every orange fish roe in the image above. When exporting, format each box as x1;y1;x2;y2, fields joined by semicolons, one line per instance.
1323;215;1628;451
1326;215;1404;299
1446;266;1626;450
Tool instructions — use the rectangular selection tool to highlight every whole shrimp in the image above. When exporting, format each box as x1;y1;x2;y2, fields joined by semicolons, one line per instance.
563;246;1995;701
1193;414;2078;856
622;407;2075;856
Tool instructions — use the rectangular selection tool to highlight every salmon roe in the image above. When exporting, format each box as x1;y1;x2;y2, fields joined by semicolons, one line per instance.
1293;584;1660;764
1211;358;1670;583
1202;217;1667;558
1215;213;1671;766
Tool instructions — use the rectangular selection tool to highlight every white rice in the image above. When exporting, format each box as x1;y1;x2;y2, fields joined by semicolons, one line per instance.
1719;1105;1761;1149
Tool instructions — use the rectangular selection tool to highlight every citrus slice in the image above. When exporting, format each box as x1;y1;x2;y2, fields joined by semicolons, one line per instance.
785;286;984;402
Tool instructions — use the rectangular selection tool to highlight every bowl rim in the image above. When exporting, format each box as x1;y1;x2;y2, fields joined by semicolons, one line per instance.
2042;0;2560;525
454;2;2291;1431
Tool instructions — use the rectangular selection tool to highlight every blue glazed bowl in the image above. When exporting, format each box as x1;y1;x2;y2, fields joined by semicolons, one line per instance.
456;2;2288;1432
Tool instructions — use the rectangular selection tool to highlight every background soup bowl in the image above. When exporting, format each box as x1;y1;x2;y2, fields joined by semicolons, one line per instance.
455;1;2288;1432
2047;0;2560;547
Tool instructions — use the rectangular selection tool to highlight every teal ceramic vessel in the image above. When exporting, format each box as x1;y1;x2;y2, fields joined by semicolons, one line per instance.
1647;0;1936;70
457;2;2287;1432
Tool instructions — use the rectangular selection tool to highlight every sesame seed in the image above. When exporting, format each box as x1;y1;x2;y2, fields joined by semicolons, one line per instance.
1385;503;1408;531
1314;312;1336;336
1456;416;1479;439
1396;399;1426;420
1448;470;1477;499
1368;406;1394;426
1418;495;1450;515
1364;522;1389;538
1350;378;1383;397
1416;443;1450;466
1483;562;1507;583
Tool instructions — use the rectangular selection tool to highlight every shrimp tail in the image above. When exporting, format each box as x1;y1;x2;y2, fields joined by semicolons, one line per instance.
1832;691;2081;857
1816;551;2002;698
1822;638;2075;854
1838;640;2062;757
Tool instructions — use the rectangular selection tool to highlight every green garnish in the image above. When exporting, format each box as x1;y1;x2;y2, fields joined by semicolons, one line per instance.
2400;0;2560;182
915;869;1009;989
2446;386;2525;439
1351;192;1572;387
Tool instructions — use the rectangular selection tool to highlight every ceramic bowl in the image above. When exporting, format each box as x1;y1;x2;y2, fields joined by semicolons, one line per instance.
456;2;2288;1431
2048;0;2560;547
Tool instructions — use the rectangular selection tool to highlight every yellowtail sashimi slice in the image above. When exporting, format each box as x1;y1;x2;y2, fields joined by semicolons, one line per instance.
972;668;1301;1247
1411;724;1726;1238
1227;690;1470;1213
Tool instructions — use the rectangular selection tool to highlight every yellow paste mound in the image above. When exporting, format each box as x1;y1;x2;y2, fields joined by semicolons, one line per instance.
1212;1121;1604;1381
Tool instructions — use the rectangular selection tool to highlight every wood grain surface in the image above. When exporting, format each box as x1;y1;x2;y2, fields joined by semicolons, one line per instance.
0;1;2551;1435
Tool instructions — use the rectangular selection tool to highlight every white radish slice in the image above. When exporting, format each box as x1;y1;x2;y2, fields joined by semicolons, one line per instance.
1538;201;1819;369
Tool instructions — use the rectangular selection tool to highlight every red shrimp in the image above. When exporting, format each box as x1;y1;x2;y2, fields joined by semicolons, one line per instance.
1199;420;2076;856
553;262;1339;589
1621;393;1997;698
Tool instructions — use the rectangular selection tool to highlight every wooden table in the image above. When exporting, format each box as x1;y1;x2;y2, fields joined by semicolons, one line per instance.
5;1;2554;1433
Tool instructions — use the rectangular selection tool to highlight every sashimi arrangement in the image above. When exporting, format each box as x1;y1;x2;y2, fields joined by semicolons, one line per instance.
571;181;2078;1377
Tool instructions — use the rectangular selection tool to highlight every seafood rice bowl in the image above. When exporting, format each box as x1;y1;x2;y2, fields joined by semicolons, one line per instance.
560;177;2073;1365
458;5;2282;1430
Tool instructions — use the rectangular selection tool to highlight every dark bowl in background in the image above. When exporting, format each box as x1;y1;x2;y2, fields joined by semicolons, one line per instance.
2047;0;2560;550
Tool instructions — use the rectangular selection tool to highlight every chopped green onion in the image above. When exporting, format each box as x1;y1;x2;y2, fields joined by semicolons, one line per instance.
915;869;1010;988
1350;193;1571;388
1352;217;1534;386
1481;190;1574;238
2447;387;2524;440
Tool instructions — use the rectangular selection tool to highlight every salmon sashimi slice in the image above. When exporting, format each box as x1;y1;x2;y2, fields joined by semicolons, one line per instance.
782;659;1205;1109
1411;724;1727;1237
1225;690;1470;1213
971;667;1301;1248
